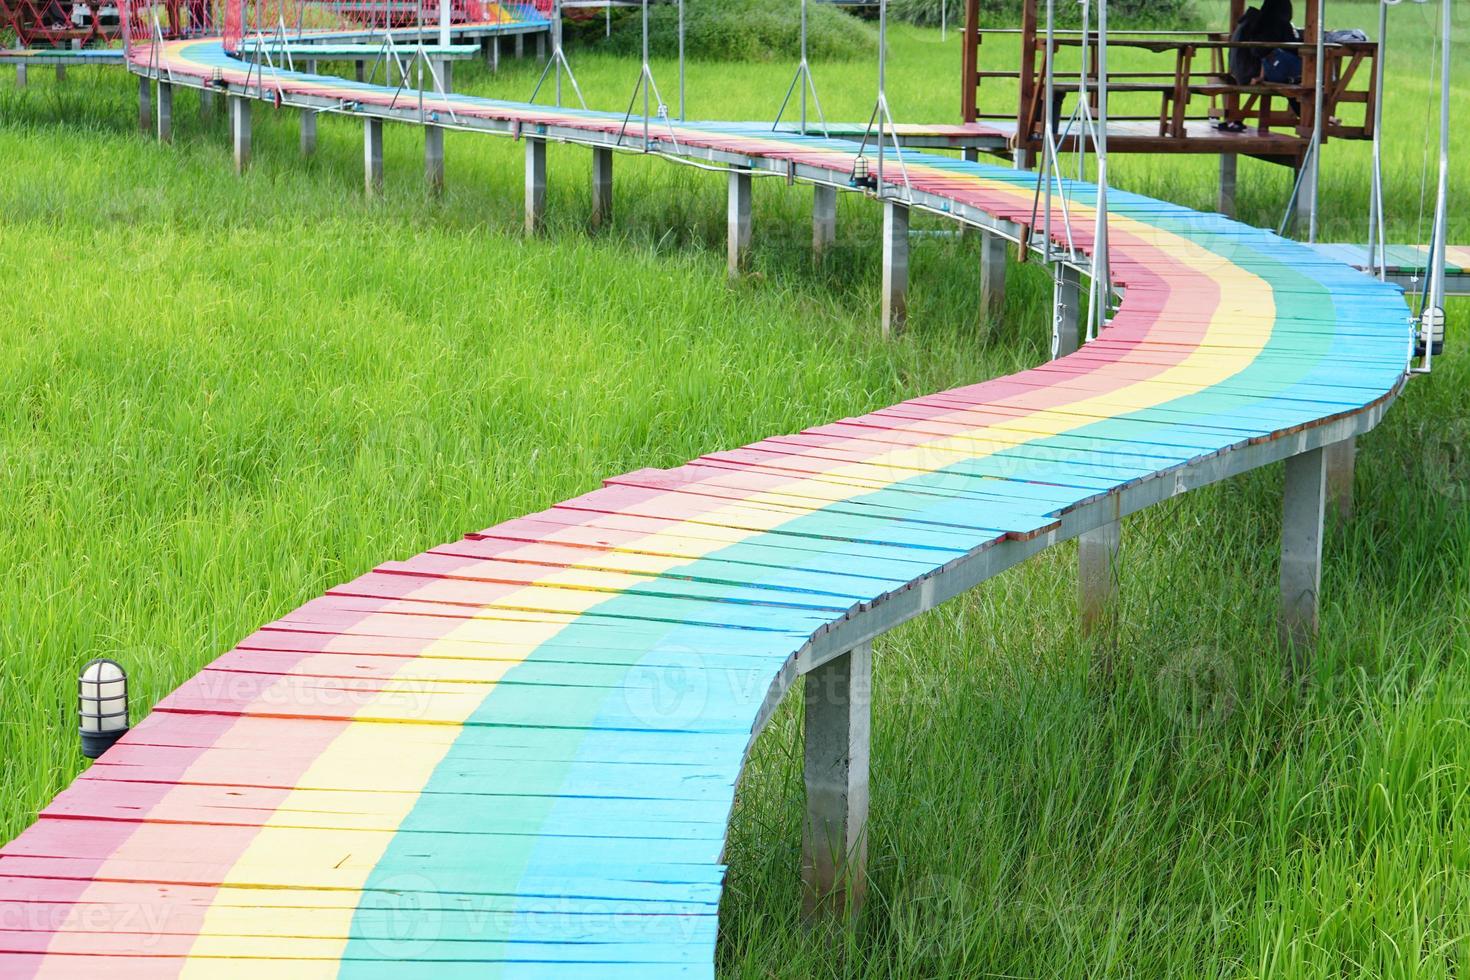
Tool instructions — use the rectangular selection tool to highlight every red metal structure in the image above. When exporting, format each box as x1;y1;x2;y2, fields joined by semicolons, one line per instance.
2;0;122;48
2;0;219;49
215;0;545;50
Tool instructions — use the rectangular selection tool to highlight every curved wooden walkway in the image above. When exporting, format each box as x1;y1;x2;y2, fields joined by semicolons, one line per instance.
0;37;1412;979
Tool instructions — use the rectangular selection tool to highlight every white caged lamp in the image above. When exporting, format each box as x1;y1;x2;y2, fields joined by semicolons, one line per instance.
78;658;129;759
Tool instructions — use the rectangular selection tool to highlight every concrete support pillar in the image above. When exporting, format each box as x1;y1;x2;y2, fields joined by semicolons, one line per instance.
1325;436;1356;523
437;60;452;93
525;136;546;234
1294;151;1318;234
425;125;444;194
1012;147;1030;170
229;95;251;174
1218;153;1238;218
801;642;871;922
1279;446;1327;663
199;85;215;121
15;63;26;87
812;184;837;263
881;199;909;337
591;145;613;228
959;149;982;240
1079;518;1121;638
300;62;317;156
424;59;449;194
364;116;384;195
355;60;365;83
1055;264;1083;358
55;63;66;82
156;80;173;143
482;36;499;72
138;74;152;134
727;169;752;279
514;33;524;59
535;31;546;60
980;230;1007;319
301;108;318;156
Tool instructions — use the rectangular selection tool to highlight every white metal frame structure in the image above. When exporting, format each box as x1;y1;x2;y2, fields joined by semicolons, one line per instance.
853;0;913;202
616;0;680;152
1032;0;1113;356
774;0;830;138
529;0;588;109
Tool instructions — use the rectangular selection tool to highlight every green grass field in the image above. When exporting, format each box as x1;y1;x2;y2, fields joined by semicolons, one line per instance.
1;2;1468;975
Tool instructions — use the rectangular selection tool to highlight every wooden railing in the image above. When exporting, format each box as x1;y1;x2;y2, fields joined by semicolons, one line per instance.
961;0;1378;161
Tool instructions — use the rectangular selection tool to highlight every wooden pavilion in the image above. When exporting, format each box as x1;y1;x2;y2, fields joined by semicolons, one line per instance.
959;0;1380;215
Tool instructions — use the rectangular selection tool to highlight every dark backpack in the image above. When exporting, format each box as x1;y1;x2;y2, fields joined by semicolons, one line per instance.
1229;8;1266;84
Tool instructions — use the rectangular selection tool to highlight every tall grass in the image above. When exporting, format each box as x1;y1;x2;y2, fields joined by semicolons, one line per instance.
0;5;1467;977
575;0;876;61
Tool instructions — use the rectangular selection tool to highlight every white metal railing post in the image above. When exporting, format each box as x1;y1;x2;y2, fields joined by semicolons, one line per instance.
854;0;911;201
642;0;650;148
615;0;678;152
877;0;887;192
801;0;807;130
773;0;830;138
1087;0;1111;342
529;0;587;108
1042;0;1053;260
1307;0;1325;243
1415;0;1451;375
1366;0;1388;279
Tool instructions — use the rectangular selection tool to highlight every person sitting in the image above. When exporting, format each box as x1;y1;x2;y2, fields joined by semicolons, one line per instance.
1219;0;1301;130
1228;0;1300;85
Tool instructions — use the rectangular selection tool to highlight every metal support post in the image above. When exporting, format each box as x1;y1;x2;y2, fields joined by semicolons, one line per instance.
156;79;172;143
728;169;752;278
1324;436;1355;523
1218;153;1237;218
980;231;1007;317
1279;447;1327;663
591;145;613;228
138;74;152;133
229;94;251;174
363;116;382;195
812;184;837;262
1079;518;1120;637
525;136;547;234
425;59;449;193
801;641;871;921
425;125;444;193
300;61;317;156
1294;150;1319;235
882;199;909;336
1055;264;1082;357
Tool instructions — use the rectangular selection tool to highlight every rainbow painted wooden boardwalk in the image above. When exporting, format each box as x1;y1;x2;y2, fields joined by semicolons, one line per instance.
0;37;1413;980
1308;243;1470;296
